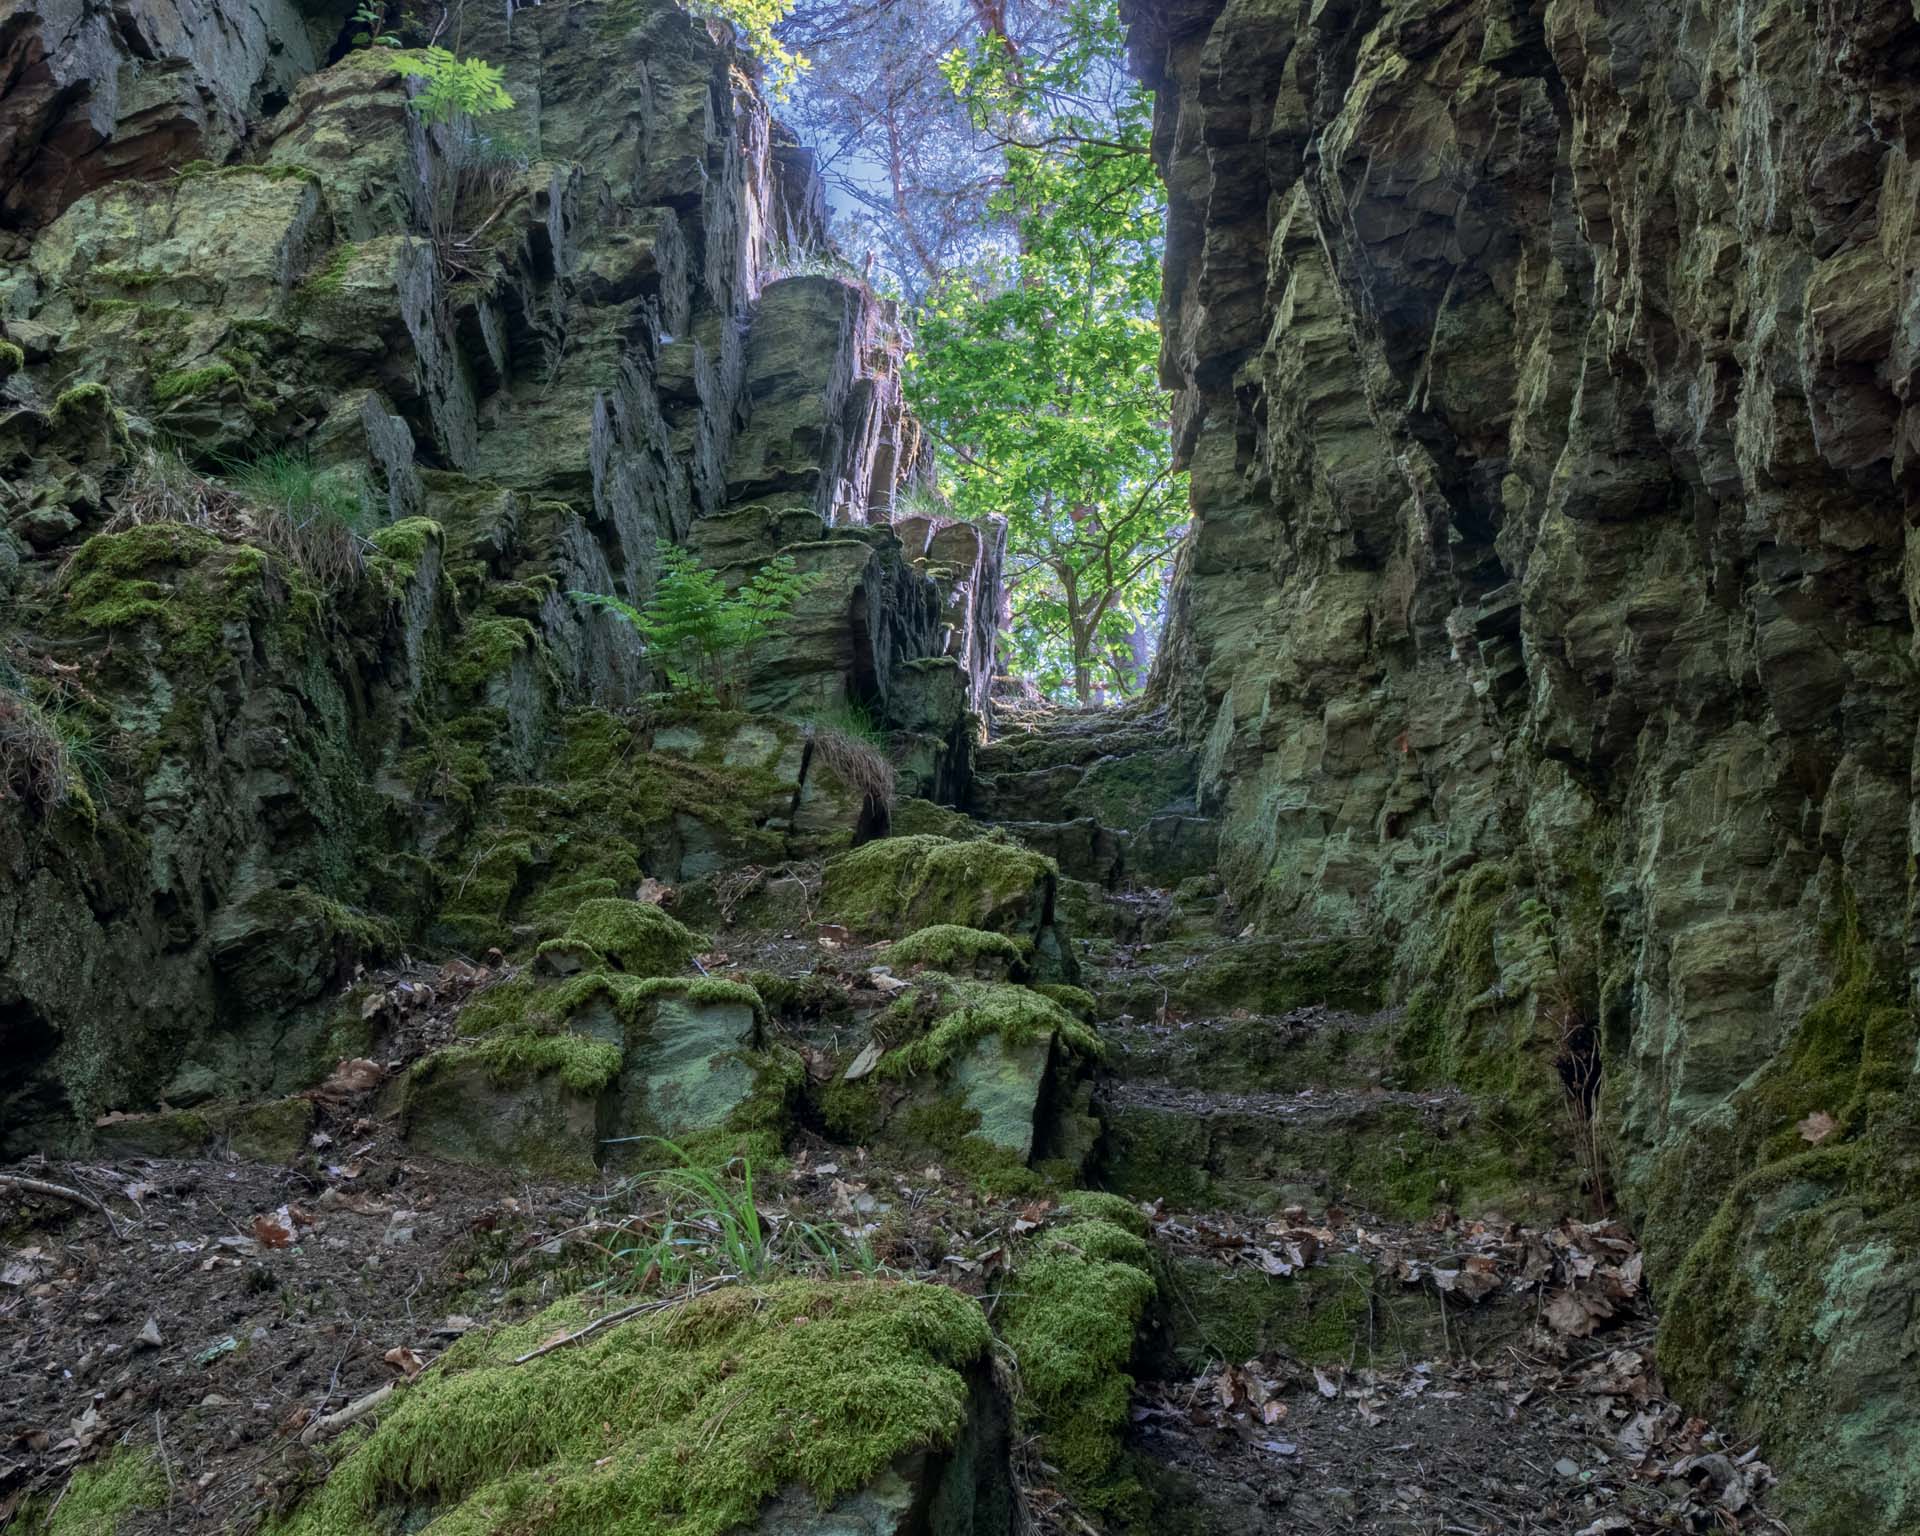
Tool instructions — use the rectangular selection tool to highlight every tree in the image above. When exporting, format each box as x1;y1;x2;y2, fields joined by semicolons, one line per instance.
905;0;1185;702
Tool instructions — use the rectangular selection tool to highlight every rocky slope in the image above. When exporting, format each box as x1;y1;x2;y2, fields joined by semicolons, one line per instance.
1120;0;1918;1528
0;0;1003;1152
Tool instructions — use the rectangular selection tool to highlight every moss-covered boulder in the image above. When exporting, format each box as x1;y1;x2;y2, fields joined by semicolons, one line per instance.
402;1032;618;1178
886;924;1026;980
824;976;1103;1191
820;836;1067;974
278;1279;1012;1536
558;898;701;977
403;973;783;1174
998;1201;1156;1517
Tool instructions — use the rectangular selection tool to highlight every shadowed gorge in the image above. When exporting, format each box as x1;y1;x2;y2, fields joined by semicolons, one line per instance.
0;1;1913;1534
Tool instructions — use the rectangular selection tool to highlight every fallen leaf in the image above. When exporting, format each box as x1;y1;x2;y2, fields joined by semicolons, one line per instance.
383;1346;426;1378
1545;1290;1605;1337
1797;1110;1838;1145
252;1206;296;1248
319;1058;386;1097
842;1040;885;1081
1313;1366;1340;1398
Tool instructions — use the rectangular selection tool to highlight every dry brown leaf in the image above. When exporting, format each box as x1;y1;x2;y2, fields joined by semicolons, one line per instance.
252;1206;296;1249
383;1346;426;1378
320;1058;386;1097
1545;1290;1604;1337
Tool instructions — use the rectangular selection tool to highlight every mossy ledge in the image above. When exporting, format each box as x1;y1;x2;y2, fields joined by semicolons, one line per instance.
275;1279;992;1536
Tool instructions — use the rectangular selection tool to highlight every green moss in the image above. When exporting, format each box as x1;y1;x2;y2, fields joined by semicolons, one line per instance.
999;1219;1155;1516
367;517;442;591
446;615;539;690
878;977;1098;1080
887;923;1026;973
0;339;23;376
297;242;358;300
1059;1190;1148;1236
561;898;701;977
894;1100;1045;1197
47;1447;165;1535
1034;984;1096;1020
886;797;986;841
60;523;269;661
425;1031;623;1092
1644;899;1920;1534
151;361;240;405
51;382;113;426
276;1279;991;1536
458;971;759;1041
821;834;1056;939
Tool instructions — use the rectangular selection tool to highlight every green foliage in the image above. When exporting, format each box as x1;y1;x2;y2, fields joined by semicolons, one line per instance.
403;47;513;126
908;0;1185;701
46;1447;165;1536
571;542;819;706
276;1279;989;1536
222;452;367;532
349;1;406;47
688;0;807;98
597;1139;875;1289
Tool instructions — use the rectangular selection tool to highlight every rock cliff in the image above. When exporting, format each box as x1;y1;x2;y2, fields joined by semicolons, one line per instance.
1122;0;1918;1527
0;0;1004;1154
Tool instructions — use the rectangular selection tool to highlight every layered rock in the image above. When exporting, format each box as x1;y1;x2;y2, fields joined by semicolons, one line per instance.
0;2;1003;1153
1122;0;1919;1526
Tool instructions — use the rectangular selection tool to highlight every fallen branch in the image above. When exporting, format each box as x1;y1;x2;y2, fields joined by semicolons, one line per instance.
299;1383;394;1446
510;1277;735;1366
0;1174;126;1240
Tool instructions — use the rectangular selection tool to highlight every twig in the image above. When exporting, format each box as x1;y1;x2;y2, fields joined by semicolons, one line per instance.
0;1174;126;1240
509;1277;734;1365
299;1382;394;1445
154;1412;176;1499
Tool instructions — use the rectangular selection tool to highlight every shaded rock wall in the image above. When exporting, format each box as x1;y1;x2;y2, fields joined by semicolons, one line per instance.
0;2;1002;1152
1123;0;1919;1527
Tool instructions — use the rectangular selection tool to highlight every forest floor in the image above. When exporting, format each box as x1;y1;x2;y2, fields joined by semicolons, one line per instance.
2;926;1784;1535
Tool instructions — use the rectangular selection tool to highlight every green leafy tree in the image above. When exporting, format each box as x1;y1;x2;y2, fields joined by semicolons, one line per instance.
694;0;807;97
907;0;1185;702
572;543;819;705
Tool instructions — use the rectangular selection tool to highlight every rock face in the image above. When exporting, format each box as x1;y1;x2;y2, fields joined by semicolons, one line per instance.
1122;0;1919;1528
0;4;1003;1154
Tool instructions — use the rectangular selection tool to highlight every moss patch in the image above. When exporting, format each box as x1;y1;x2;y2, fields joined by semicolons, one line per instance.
887;923;1026;975
821;835;1057;940
999;1219;1156;1517
47;1447;165;1535
877;977;1098;1080
276;1279;991;1536
560;898;702;977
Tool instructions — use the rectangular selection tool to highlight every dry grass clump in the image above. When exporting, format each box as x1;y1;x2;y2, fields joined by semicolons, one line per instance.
109;446;372;591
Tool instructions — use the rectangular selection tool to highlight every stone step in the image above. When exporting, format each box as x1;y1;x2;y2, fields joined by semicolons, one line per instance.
1082;932;1385;1021
1098;1003;1397;1097
966;746;1199;833
1094;1081;1519;1220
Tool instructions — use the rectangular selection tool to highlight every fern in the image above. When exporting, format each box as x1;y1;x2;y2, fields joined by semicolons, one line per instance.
404;48;513;127
573;541;819;705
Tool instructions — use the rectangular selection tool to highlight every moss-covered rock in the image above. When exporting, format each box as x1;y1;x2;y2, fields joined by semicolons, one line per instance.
560;898;702;977
276;1279;1007;1536
999;1218;1156;1517
886;923;1026;979
821;835;1060;949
